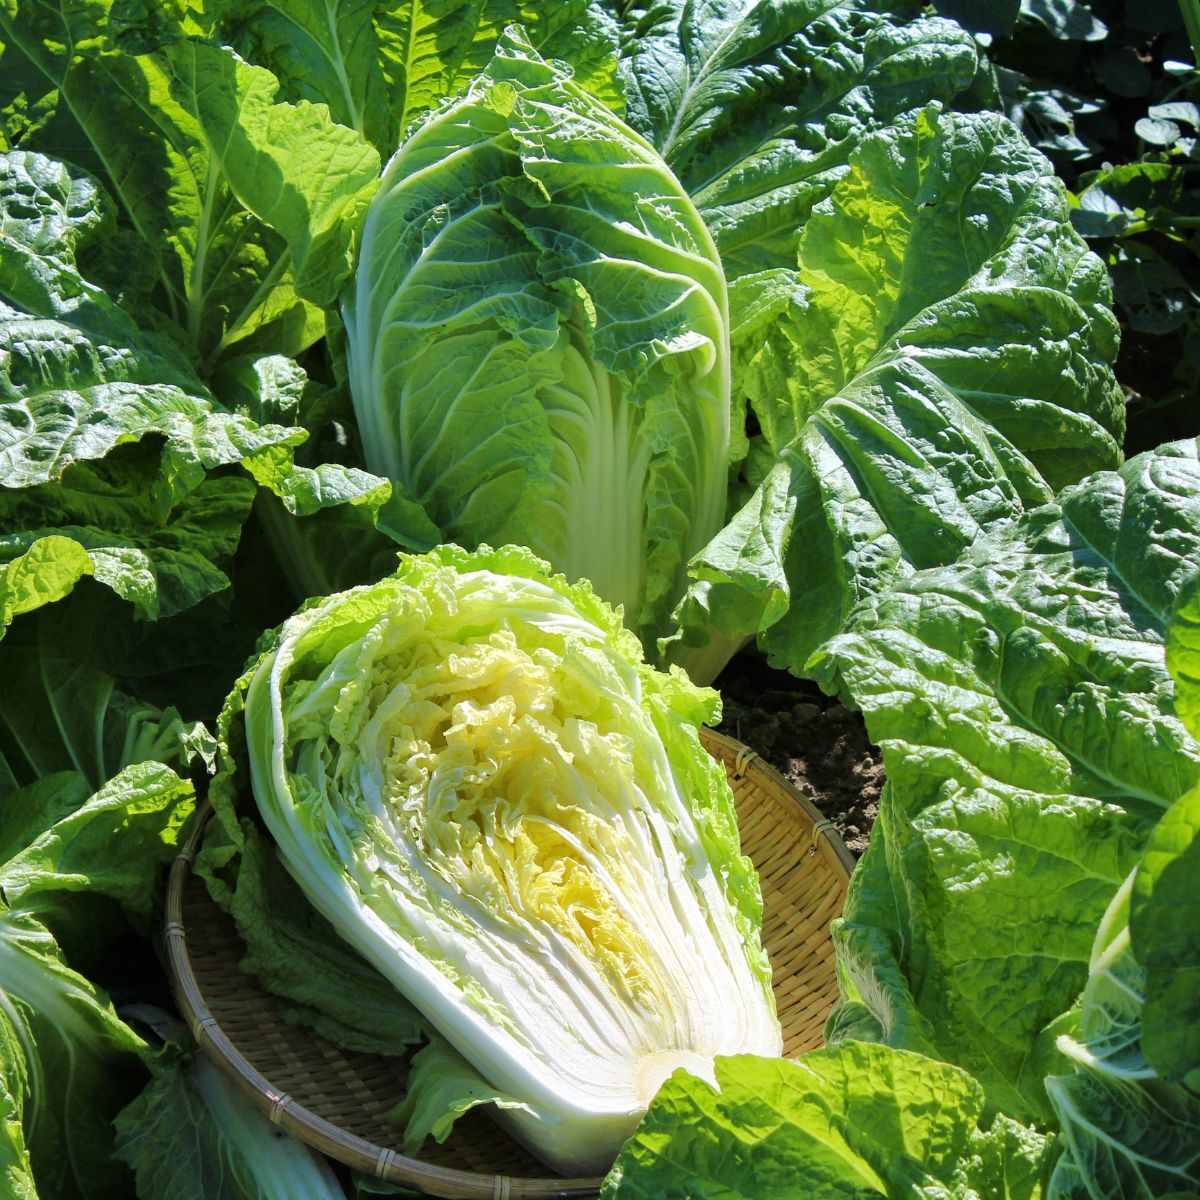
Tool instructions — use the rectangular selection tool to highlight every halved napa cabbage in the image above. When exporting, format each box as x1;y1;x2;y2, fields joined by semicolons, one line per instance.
240;545;780;1173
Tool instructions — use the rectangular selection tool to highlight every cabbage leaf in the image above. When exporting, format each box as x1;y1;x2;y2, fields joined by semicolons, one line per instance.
813;439;1200;1122
114;1013;347;1200
601;1043;1053;1199
669;101;1124;680
0;761;194;1200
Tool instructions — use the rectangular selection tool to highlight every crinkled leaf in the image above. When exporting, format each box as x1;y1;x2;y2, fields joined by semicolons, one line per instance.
0;1005;36;1200
1131;784;1200;1087
0;536;93;635
601;1044;1053;1199
0;5;315;361
617;1;977;280
813;439;1200;1121
214;351;430;601
217;354;390;519
1166;568;1200;739
0;148;391;621
0;448;257;621
208;0;623;156
670;104;1122;681
0;5;377;361
0;149;300;491
390;1039;530;1156
1129;582;1200;1085
0;760;193;925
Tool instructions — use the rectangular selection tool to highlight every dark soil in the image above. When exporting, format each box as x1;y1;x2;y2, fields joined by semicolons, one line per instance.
715;656;883;857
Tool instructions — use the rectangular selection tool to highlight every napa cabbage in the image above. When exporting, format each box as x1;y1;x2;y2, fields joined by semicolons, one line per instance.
233;544;779;1174
342;31;730;649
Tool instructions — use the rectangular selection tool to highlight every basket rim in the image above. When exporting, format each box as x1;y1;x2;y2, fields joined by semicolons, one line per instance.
700;728;857;878
163;727;855;1198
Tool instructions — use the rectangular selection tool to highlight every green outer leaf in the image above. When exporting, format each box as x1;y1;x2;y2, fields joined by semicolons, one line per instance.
1046;869;1200;1198
0;148;395;626
0;5;372;361
0;761;194;1200
232;821;427;1056
617;2;978;277
156;39;380;307
113;1042;345;1200
0;1002;37;1200
0;147;306;484
1135;800;1200;1084
770;104;1122;477
669;103;1122;682
0;450;258;621
600;1044;1053;1199
1131;793;1200;1084
813;438;1200;1121
0;760;193;924
1132;572;1200;1082
0;773;91;868
0;537;92;635
218;355;391;520
0;908;149;1200
0;0;193;321
1167;570;1200;740
389;1039;530;1156
212;0;623;155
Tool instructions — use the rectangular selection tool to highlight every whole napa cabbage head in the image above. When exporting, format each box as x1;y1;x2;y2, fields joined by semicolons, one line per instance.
342;29;731;652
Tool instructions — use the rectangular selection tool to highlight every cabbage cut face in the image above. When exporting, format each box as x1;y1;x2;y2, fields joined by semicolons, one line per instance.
342;30;730;649
242;546;780;1173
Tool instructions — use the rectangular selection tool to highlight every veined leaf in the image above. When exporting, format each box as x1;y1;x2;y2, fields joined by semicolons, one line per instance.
0;3;378;362
601;1045;1053;1199
0;148;389;623
618;1;979;279
0;761;195;1200
813;438;1200;1120
209;0;623;155
669;104;1123;681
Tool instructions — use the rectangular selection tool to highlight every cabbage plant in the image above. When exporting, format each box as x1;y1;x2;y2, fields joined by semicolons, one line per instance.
234;545;779;1174
343;32;730;649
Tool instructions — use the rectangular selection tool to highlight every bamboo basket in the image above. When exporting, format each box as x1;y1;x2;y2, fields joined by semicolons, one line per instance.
164;728;855;1199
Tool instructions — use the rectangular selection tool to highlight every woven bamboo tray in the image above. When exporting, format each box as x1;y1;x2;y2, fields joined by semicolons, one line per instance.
165;727;855;1199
